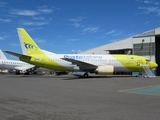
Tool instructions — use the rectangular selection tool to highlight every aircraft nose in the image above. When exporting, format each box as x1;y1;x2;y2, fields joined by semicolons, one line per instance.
149;61;158;69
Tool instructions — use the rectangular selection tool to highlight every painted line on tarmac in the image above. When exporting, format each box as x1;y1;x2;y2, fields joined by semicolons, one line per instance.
118;84;160;96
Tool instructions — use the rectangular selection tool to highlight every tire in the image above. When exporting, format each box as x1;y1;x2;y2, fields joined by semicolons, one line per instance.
83;73;88;78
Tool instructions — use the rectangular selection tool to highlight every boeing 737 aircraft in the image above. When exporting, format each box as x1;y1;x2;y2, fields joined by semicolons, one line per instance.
0;49;35;74
4;28;158;77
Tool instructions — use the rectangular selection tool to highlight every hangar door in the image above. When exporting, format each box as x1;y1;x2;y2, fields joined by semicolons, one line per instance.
155;36;160;76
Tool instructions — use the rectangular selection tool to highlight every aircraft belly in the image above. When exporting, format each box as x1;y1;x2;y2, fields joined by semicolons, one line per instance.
63;64;78;71
114;66;130;72
113;63;130;72
0;64;6;68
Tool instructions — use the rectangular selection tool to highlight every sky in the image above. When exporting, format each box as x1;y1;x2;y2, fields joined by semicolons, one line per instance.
0;0;160;59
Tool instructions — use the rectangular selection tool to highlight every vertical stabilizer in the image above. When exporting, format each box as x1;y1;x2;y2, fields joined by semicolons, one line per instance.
17;28;44;56
0;49;7;60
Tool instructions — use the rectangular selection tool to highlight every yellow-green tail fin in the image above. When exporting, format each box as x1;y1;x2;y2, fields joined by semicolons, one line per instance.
17;28;44;55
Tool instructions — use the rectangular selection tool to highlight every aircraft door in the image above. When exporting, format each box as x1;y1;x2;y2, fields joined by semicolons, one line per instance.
137;59;142;66
137;59;145;74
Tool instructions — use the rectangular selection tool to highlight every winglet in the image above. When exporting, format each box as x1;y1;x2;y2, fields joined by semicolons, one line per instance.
0;49;7;60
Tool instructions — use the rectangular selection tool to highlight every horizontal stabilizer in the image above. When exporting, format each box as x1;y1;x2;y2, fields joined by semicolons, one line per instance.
3;51;31;59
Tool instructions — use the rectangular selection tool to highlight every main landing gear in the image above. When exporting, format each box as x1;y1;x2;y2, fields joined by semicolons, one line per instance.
83;72;89;78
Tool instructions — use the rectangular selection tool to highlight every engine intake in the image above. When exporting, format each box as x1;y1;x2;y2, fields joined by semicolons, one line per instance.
95;65;114;75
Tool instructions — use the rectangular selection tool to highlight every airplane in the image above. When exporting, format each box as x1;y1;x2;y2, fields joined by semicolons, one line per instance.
4;28;158;77
0;49;35;75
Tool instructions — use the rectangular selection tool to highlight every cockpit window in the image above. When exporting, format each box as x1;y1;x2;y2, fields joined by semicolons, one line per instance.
146;59;150;62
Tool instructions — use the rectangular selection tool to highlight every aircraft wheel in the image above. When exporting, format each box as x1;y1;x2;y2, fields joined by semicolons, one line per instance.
15;71;20;75
83;73;88;78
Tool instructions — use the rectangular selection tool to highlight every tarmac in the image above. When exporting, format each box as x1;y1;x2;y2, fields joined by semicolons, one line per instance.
0;74;160;120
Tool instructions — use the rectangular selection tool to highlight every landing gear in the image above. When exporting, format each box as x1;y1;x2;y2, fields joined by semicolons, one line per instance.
24;71;32;75
55;71;68;75
83;73;89;78
15;70;21;75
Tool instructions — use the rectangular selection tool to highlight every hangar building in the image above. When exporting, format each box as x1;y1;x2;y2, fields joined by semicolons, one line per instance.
80;27;160;76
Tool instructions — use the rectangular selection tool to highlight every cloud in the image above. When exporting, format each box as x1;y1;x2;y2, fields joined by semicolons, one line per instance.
66;39;79;42
70;23;81;28
0;35;8;40
68;17;85;28
69;18;83;22
0;36;5;40
34;38;46;44
69;17;102;34
97;30;116;39
0;1;7;7
98;30;119;39
82;27;99;33
64;38;79;46
137;0;160;16
0;19;11;23
143;0;153;4
32;17;46;20
7;6;54;26
19;20;49;26
136;0;159;5
154;2;159;5
105;30;115;35
113;32;123;36
65;39;79;45
143;0;159;5
32;38;54;47
69;17;100;34
9;43;19;46
143;21;152;26
26;27;43;32
37;5;54;14
22;21;47;26
10;9;39;16
138;6;160;16
9;6;54;17
38;8;53;14
104;30;122;37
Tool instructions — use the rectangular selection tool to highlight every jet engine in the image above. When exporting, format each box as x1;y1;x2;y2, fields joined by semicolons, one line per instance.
95;65;114;75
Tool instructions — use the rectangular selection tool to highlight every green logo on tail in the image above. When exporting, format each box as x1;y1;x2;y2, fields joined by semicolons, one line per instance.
24;43;37;49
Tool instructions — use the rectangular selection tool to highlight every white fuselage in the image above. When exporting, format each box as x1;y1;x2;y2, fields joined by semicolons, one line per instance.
0;59;34;71
44;52;133;72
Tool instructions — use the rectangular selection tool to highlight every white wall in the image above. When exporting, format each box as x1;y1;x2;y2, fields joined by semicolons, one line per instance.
80;37;133;54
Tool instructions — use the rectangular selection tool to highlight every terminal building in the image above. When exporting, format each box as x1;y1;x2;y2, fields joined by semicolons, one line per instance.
80;27;160;76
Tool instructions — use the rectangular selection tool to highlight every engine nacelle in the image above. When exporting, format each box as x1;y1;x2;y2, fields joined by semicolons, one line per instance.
95;65;114;75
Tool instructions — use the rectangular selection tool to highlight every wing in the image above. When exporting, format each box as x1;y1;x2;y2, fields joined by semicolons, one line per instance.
62;58;98;71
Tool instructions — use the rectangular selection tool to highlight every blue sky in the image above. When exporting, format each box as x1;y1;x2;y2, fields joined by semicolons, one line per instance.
0;0;160;59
